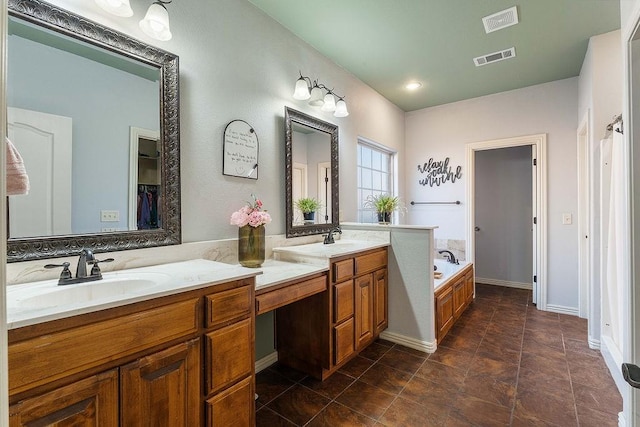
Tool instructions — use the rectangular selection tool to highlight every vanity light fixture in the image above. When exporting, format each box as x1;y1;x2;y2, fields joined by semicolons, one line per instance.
95;0;133;17
139;0;173;41
292;72;349;117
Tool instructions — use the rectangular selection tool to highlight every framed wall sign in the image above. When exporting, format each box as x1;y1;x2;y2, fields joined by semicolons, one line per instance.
223;119;259;179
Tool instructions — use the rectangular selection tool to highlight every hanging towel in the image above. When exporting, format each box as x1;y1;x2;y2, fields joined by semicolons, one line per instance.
6;136;30;196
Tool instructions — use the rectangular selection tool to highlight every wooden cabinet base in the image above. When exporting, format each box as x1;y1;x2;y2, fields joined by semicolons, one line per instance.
435;264;474;343
276;247;388;381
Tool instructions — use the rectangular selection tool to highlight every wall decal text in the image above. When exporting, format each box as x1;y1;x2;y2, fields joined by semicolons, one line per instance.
417;157;462;187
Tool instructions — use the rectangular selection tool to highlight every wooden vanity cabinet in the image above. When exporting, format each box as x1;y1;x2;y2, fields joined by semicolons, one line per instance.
8;278;255;427
435;264;474;343
276;247;388;380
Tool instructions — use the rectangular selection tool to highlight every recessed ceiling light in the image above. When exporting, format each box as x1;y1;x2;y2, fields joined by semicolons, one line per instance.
405;82;422;90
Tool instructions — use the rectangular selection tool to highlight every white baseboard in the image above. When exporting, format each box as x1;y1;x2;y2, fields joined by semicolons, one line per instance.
618;411;626;427
545;304;579;316
475;277;532;290
379;330;437;354
255;351;278;373
588;336;601;350
600;336;626;397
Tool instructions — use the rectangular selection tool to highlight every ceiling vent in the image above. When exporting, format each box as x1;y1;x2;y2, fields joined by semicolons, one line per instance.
473;47;516;67
482;6;519;34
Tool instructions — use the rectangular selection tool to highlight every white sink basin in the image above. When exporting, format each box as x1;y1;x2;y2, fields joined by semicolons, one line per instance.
8;273;172;309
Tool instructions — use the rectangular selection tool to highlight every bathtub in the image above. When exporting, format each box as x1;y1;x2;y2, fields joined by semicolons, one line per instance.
433;258;472;291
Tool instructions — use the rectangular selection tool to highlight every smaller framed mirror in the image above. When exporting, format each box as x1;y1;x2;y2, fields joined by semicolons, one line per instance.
285;107;339;237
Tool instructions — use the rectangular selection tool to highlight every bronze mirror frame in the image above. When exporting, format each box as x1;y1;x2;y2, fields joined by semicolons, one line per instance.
7;0;181;262
285;107;339;238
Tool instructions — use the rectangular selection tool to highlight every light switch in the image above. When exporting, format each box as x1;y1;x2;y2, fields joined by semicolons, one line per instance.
562;213;572;225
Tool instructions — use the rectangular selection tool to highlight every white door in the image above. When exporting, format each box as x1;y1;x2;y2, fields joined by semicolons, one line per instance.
7;107;72;238
292;162;307;225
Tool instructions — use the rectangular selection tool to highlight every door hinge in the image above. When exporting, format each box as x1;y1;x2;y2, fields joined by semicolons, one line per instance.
533;217;537;225
533;158;537;166
534;275;537;283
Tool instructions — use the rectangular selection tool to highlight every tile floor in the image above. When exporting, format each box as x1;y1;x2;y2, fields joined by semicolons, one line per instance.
255;283;622;426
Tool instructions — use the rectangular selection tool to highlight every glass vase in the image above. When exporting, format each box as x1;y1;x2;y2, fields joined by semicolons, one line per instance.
238;225;265;268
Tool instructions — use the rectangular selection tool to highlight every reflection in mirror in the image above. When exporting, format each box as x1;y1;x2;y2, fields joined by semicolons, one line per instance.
285;107;339;238
7;0;180;262
291;123;332;225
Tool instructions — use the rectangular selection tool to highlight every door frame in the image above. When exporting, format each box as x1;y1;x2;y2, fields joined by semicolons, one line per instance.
465;134;548;309
1;0;9;424
577;110;591;320
623;2;640;423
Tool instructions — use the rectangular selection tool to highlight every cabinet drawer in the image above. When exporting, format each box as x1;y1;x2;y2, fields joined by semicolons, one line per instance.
334;318;355;366
9;298;199;396
206;285;252;328
334;280;354;324
205;318;253;396
206;376;254;427
333;259;354;283
355;250;387;275
256;275;326;314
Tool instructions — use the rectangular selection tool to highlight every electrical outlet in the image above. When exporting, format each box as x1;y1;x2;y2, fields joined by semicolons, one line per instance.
562;213;572;225
101;210;120;222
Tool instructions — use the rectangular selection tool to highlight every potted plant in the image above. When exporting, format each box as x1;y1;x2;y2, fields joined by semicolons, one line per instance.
295;197;322;224
364;193;403;224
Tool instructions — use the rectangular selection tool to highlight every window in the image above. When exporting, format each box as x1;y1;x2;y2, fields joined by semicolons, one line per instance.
357;139;395;223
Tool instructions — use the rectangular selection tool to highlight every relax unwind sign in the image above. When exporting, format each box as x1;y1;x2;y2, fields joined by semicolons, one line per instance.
417;157;462;187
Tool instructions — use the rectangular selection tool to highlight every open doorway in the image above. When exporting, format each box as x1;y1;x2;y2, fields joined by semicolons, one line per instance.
474;146;534;297
465;134;547;309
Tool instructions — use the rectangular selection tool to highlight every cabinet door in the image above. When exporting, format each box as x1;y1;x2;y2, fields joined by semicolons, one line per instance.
9;369;118;427
206;317;253;396
206;376;254;427
121;338;201;427
334;317;355;366
355;274;374;350
334;279;355;324
453;279;466;319
465;270;475;304
436;286;454;342
374;268;388;335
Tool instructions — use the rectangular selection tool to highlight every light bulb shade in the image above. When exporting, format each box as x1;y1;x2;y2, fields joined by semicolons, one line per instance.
95;0;133;17
293;78;311;100
139;3;172;41
334;99;349;117
321;93;336;112
308;86;324;106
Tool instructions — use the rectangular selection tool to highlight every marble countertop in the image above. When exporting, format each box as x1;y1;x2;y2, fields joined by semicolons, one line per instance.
253;260;327;291
272;239;389;265
7;259;259;330
7;239;387;330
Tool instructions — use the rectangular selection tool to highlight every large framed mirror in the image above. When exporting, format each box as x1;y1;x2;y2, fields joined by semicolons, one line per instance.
7;0;181;262
285;107;339;237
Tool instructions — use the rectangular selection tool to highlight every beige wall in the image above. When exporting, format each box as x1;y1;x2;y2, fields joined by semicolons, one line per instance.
405;77;580;310
43;0;405;242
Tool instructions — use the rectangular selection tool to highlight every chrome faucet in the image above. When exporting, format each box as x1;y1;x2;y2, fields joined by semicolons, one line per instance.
76;248;95;279
45;249;114;285
438;250;459;265
323;226;342;244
